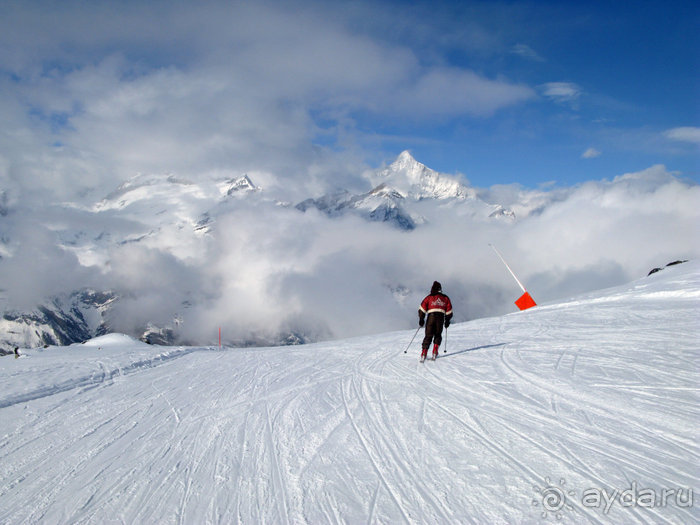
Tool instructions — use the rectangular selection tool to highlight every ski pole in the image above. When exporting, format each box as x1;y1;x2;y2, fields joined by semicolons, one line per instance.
403;326;421;353
444;325;448;353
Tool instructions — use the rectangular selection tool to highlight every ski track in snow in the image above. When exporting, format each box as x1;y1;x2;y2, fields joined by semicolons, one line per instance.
1;263;699;524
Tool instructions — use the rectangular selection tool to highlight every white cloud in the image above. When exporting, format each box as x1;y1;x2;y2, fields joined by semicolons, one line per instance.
663;127;700;144
511;43;545;62
542;82;582;106
581;147;601;159
388;67;535;118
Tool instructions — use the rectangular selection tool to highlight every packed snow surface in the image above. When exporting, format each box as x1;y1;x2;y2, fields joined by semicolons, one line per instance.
1;262;698;524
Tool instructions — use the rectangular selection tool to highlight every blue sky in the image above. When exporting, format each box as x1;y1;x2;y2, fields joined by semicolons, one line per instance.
0;0;698;197
345;0;700;186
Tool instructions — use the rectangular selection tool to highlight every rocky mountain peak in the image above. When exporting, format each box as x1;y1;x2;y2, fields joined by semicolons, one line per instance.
226;174;258;195
375;151;475;201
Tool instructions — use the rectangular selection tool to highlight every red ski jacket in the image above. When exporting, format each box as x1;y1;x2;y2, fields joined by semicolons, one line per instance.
419;293;453;319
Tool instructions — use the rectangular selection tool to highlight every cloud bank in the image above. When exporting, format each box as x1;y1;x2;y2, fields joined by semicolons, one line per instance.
5;161;697;347
140;164;700;344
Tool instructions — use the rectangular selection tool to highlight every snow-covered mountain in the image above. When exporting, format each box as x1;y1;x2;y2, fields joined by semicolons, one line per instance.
296;151;510;228
296;183;420;230
373;149;477;201
90;172;260;245
1;260;697;523
0;290;115;352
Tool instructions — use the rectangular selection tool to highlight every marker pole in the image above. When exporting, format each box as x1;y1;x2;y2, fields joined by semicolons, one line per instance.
489;243;526;293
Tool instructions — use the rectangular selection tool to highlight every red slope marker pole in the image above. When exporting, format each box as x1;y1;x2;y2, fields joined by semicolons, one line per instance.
489;243;537;311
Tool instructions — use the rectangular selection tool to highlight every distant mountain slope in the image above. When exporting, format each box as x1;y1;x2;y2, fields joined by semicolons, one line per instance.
0;290;115;355
296;183;419;230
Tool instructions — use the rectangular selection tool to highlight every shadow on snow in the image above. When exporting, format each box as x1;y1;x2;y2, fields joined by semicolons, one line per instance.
439;342;507;359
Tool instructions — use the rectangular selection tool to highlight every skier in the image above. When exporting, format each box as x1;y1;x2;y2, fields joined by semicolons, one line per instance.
418;281;453;362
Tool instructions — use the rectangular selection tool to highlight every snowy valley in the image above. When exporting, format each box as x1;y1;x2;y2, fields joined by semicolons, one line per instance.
1;259;697;524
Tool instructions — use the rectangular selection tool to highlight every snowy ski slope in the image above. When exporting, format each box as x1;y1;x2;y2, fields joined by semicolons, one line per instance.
1;262;698;524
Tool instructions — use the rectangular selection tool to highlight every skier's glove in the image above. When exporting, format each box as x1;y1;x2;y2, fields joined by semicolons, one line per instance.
445;320;450;328
419;319;424;327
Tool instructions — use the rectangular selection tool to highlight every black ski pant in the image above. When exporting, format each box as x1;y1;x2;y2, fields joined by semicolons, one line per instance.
422;313;445;350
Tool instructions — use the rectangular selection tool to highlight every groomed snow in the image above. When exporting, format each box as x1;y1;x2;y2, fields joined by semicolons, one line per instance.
1;262;698;524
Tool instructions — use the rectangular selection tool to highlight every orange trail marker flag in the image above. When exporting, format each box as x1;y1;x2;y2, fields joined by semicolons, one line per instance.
515;291;537;311
489;244;537;311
